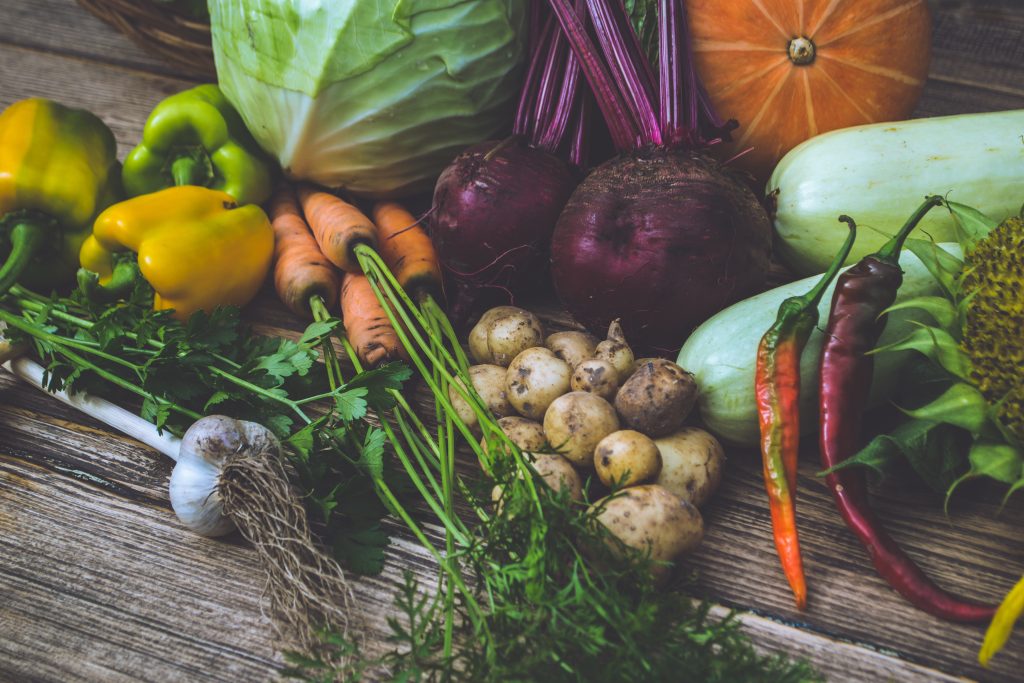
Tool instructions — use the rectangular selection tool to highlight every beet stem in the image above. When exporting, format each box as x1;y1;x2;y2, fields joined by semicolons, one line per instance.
547;0;641;150
587;0;661;145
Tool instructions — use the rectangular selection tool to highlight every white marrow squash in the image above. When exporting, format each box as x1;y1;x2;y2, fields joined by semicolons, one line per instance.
676;244;962;446
768;110;1024;275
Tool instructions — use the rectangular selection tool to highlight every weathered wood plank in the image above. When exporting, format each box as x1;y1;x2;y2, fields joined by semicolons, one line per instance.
0;0;197;78
2;421;982;683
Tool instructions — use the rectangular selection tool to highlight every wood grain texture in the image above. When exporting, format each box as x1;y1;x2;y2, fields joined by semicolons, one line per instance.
2;1;1024;681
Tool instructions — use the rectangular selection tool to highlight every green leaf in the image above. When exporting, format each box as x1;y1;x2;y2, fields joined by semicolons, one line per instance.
819;419;968;493
873;324;971;379
203;390;231;411
286;422;317;460
945;200;998;251
333;524;390;576
344;363;413;410
264;413;294;438
359;427;387;481
903;382;991;435
906;238;964;299
255;339;316;381
947;441;1024;507
625;0;659;67
299;319;341;346
334;387;369;422
883;296;958;332
968;442;1023;484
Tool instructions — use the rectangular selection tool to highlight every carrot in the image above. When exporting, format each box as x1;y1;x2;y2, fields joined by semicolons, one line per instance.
268;184;340;317
340;271;407;367
297;184;378;274
371;201;442;300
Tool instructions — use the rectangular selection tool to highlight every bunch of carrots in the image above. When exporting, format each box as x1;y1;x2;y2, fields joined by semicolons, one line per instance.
267;183;442;367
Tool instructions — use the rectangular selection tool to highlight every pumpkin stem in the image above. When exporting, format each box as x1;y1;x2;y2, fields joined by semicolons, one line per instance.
787;36;816;65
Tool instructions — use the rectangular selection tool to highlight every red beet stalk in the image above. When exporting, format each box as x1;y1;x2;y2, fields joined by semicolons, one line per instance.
819;196;996;623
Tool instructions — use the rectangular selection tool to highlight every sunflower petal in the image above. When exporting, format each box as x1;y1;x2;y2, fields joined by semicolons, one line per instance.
980;574;1024;667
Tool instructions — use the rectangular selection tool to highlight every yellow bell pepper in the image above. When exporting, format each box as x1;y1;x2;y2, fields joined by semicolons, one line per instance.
79;186;273;319
0;98;121;294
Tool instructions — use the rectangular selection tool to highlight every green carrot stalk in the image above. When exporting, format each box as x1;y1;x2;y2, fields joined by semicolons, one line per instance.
755;217;856;610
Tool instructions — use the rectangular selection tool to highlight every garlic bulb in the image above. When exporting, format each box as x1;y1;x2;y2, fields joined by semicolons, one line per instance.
169;415;282;537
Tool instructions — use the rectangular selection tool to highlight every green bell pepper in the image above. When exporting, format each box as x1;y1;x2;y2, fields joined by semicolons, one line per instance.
122;84;273;206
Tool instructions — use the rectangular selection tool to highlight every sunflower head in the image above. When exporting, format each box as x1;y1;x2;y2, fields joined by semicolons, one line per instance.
960;216;1024;442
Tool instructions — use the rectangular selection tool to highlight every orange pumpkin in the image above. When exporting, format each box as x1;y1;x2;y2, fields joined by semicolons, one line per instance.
687;0;931;181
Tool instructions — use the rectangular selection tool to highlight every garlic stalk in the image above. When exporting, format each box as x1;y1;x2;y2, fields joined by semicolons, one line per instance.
3;355;355;652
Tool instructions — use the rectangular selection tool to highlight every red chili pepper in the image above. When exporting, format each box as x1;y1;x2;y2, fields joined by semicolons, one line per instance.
819;195;996;623
756;217;856;610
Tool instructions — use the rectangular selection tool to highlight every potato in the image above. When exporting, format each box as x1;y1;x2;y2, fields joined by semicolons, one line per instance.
615;359;698;438
654;427;725;508
545;330;599;368
449;364;516;433
479;416;547;474
491;453;583;514
594;319;634;382
570;359;619;401
530;453;584;502
592;484;704;582
469;306;521;363
594;430;661;488
468;306;544;366
506;347;572;421
543;391;620;467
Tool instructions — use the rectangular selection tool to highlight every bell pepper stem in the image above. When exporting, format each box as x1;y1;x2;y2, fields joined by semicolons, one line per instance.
77;258;140;303
0;220;49;295
171;155;206;187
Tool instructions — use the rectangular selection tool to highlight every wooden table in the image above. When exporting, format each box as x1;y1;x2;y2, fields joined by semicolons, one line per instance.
2;1;1023;681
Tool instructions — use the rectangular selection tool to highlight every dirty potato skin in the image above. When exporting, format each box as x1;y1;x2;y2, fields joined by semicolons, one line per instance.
479;416;547;474
450;364;516;434
615;359;698;438
469;306;521;363
468;306;545;366
545;330;599;368
506;347;573;421
595;319;635;382
594;430;662;488
592;484;704;582
543;391;620;467
654;427;724;508
531;453;584;501
571;359;619;401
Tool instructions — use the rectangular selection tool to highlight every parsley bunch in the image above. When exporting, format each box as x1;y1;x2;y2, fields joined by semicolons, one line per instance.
0;278;408;576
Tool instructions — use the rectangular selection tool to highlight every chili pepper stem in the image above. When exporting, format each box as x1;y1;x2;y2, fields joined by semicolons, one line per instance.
0;220;49;295
876;195;943;262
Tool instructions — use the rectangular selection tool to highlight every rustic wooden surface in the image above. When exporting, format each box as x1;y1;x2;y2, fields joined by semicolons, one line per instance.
1;1;1023;681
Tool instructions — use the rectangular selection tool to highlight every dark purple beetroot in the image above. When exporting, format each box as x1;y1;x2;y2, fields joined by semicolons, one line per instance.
431;136;577;316
551;148;771;354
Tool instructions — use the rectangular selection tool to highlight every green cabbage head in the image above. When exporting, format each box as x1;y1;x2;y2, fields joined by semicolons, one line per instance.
210;0;526;197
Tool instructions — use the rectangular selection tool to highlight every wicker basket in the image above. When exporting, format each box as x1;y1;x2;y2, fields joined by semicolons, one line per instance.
77;0;216;78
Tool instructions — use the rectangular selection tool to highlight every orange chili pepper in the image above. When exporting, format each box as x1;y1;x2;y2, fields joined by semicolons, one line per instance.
755;217;856;610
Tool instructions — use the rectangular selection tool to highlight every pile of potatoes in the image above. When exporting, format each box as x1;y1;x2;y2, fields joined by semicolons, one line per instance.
457;306;726;581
